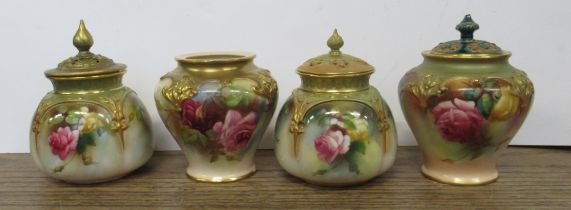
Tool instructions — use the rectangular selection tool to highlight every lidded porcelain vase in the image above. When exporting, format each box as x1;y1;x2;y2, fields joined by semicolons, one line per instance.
30;21;154;183
274;30;397;186
398;15;534;185
154;51;278;182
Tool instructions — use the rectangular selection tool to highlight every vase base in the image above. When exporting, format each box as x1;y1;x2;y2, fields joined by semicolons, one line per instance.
421;164;498;186
301;177;378;187
57;173;128;184
186;166;256;183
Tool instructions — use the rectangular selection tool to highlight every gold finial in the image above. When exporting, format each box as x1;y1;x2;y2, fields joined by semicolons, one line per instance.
327;29;344;56
73;20;94;52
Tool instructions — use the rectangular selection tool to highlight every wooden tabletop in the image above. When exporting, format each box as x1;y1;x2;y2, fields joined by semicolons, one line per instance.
0;146;569;209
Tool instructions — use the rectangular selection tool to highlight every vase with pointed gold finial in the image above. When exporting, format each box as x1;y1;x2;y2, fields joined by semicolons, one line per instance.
398;15;534;185
274;30;398;186
30;20;154;184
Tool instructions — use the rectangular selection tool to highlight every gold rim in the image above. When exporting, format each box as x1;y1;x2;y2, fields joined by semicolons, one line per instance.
420;168;498;186
422;50;511;60
45;70;125;80
296;70;374;78
186;169;256;183
298;87;371;93
176;52;256;64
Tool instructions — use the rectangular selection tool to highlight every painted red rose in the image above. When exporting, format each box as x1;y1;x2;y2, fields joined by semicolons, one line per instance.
180;99;219;132
212;110;256;152
432;98;484;143
314;129;350;164
48;126;79;160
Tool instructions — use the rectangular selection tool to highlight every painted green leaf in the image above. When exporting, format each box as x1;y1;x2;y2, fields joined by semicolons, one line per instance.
483;78;498;89
221;85;253;108
181;130;208;147
205;130;217;142
344;141;366;175
348;161;360;175
65;113;81;125
225;94;241;107
464;88;483;101
135;107;144;120
341;119;356;130
82;153;93;165
469;150;485;160
341;112;354;119
48;115;64;125
76;133;95;155
317;116;330;127
313;169;328;176
477;93;494;118
96;127;105;137
442;144;482;161
346;141;366;156
53;165;65;173
196;133;207;148
226;155;243;162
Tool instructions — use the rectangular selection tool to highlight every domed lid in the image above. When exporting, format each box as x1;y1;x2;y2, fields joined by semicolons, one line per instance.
297;29;374;76
45;20;126;80
426;14;509;57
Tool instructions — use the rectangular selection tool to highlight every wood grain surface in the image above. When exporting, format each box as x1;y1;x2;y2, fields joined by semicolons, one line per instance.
0;146;569;209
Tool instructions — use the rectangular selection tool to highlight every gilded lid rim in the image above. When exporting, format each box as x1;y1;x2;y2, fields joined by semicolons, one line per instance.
176;52;256;64
296;67;374;77
296;53;375;76
45;63;127;79
422;50;512;60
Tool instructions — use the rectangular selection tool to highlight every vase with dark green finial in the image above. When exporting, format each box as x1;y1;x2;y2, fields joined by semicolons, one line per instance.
398;14;534;185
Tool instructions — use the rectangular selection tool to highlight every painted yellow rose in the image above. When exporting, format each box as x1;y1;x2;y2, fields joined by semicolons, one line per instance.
347;118;368;141
490;87;519;121
80;113;100;133
442;77;474;99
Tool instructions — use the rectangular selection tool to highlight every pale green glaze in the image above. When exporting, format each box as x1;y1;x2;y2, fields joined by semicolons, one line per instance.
398;15;534;185
30;21;154;184
275;30;397;186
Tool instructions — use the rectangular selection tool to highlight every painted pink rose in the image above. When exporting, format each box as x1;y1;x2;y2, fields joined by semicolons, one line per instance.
213;110;256;152
432;98;484;143
48;126;79;160
181;99;219;132
314;130;351;164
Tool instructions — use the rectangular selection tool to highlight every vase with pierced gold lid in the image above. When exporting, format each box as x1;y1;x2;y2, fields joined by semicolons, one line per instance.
398;15;534;185
274;30;398;186
30;20;154;183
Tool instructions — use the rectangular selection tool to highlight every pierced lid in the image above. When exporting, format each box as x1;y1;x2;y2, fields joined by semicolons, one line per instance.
427;14;506;56
297;29;374;76
45;20;126;80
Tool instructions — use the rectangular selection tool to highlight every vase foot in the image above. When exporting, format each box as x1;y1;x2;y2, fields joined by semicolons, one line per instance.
57;173;128;184
186;165;256;183
421;164;498;186
299;176;378;187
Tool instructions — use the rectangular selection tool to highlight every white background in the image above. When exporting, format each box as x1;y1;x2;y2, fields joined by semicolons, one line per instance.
0;0;569;153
